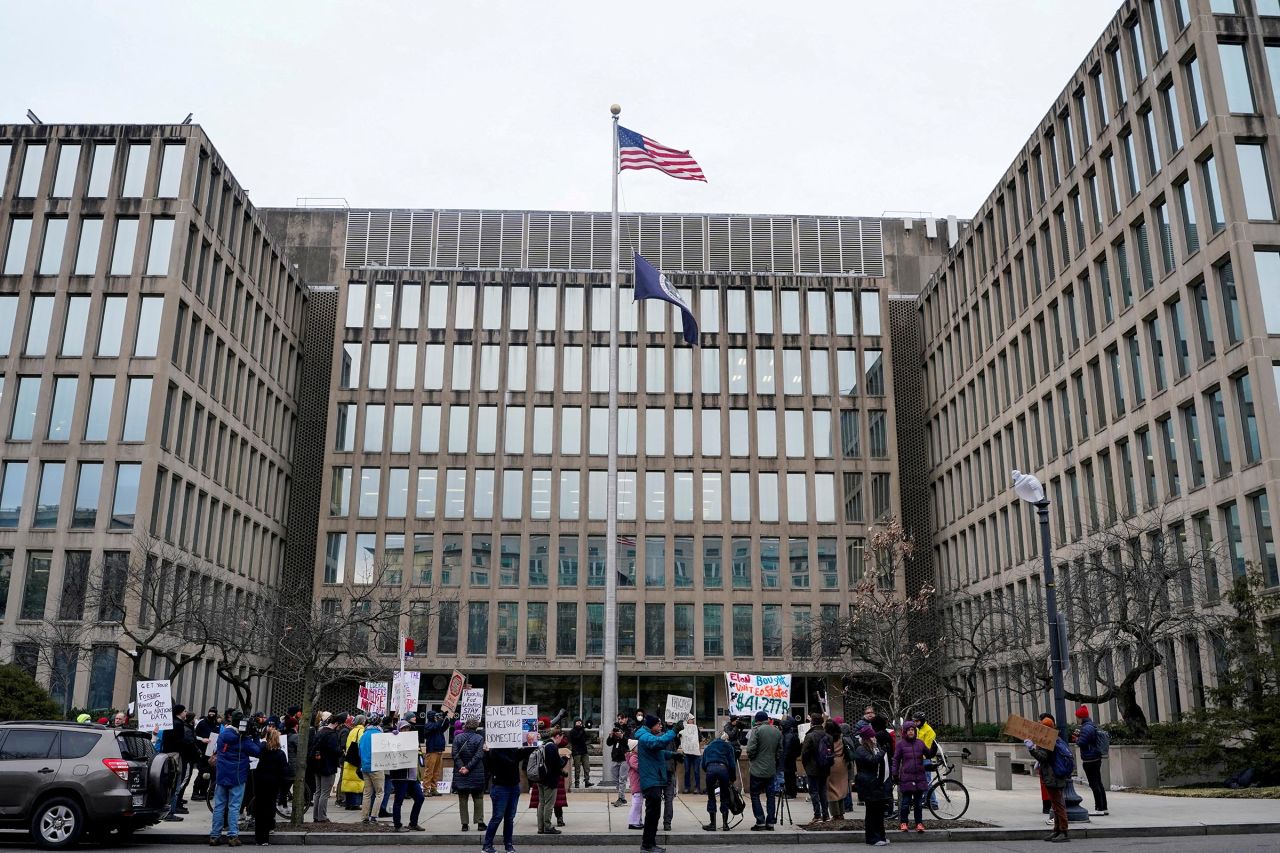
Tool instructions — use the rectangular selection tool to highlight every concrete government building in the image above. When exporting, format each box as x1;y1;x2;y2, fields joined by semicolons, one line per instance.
0;0;1277;729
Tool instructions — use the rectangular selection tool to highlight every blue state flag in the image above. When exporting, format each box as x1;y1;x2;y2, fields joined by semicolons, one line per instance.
633;253;699;346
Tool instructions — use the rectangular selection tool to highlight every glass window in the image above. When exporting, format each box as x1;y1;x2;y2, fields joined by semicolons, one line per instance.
784;409;806;458
536;287;557;330
732;604;753;658
398;282;421;328
47;376;77;441
834;291;855;335
72;462;101;529
121;377;152;441
560;470;580;519
394;342;418;390
1128;19;1147;80
444;468;466;519
18;144;45;198
24;296;53;356
481;284;503;329
360;403;384;452
85;143;114;198
730;471;751;521
756;408;777;457
726;289;747;332
810;350;829;394
1251;492;1279;587
10;376;41;441
133;296;163;357
815;473;836;522
758;472;779;522
786;472;807;522
121;143;149;197
1218;42;1257;113
358;467;380;516
447;406;469;454
330;467;351;516
753;289;773;334
506;344;527;391
1234;372;1261;464
556;602;577;656
157;143;184;198
345;283;367;327
84;377;114;441
419;404;441;452
473;469;494;519
864;349;884;395
71;217;103;276
38;218;67;275
530;469;552;519
145;218;173;275
454;284;475;329
50;143;79;197
861;290;882;335
452;343;472;390
1236;144;1275;219
33;462;63;528
700;289;719;333
868;409;888;457
416;469;437;517
0;462;27;528
110;462;141;529
110;218;138;275
4;217;32;275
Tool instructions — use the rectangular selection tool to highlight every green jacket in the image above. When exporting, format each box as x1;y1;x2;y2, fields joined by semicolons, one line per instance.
745;721;781;779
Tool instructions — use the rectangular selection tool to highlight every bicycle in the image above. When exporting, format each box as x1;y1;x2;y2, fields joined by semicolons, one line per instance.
925;751;969;820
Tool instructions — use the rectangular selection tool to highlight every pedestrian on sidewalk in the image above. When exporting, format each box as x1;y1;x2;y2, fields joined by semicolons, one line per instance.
1072;705;1109;816
209;711;260;847
194;708;220;800
825;720;851;822
482;742;533;853
891;720;936;833
800;713;831;823
636;715;681;853
679;719;703;795
746;711;781;830
1025;730;1073;843
161;706;191;821
661;740;679;831
339;715;366;810
700;731;736;831
626;740;644;829
388;721;425;832
569;719;591;788
852;723;890;847
1036;713;1056;818
452;717;487;831
421;710;452;796
608;718;631;806
309;714;343;823
358;718;385;823
253;728;291;846
530;724;567;835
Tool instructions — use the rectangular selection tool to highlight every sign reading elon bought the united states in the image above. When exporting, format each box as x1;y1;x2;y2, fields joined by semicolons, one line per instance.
725;672;791;719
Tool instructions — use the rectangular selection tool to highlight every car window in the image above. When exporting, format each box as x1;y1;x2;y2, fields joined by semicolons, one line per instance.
58;731;101;759
116;732;156;761
0;730;58;760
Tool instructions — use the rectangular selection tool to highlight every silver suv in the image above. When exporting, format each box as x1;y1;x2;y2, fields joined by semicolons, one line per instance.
0;721;177;848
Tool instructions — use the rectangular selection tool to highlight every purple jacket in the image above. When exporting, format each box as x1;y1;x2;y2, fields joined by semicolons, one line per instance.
891;735;936;792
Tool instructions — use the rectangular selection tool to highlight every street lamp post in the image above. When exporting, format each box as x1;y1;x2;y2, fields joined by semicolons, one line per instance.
1011;470;1089;823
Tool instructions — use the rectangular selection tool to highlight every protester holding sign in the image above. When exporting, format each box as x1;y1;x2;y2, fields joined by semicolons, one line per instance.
388;721;426;832
358;720;385;824
422;710;453;796
482;742;534;853
726;673;792;720
636;715;681;853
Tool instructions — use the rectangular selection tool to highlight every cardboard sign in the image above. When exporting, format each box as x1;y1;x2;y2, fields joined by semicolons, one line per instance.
136;680;173;731
665;695;693;724
678;723;701;756
435;768;454;795
370;732;419;771
725;672;791;719
460;688;484;722
442;670;467;714
359;682;388;715
391;671;421;715
1003;713;1059;751
484;705;538;748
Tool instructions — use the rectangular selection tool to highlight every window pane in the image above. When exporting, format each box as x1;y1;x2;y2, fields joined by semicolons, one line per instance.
87;144;114;197
1236;144;1275;219
47;377;77;441
145;218;174;275
121;143;149;197
72;462;102;529
38;218;67;275
25;296;53;356
18;145;45;197
0;462;27;527
371;283;394;328
861;290;882;335
134;296;163;357
110;463;141;529
4;218;32;275
1218;42;1256;112
110;218;138;275
10;377;41;440
121;377;152;441
74;218;102;275
84;378;114;441
157;143;184;198
52;144;79;197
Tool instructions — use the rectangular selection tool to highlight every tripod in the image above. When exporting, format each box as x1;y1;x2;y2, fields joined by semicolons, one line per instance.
776;788;794;826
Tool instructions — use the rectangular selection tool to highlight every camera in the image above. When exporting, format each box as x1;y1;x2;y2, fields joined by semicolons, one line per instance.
237;718;257;739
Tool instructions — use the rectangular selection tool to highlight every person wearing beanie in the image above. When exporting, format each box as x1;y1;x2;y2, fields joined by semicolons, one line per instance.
76;713;92;723
452;717;487;831
636;715;681;853
700;729;737;831
800;713;831;823
1024;718;1073;843
1071;705;1108;816
745;711;781;830
339;714;367;810
892;721;937;833
852;723;890;846
530;720;568;835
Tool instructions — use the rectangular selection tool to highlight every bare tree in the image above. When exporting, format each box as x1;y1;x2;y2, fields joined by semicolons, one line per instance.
808;520;944;722
4;618;96;718
203;589;278;711
935;589;1035;737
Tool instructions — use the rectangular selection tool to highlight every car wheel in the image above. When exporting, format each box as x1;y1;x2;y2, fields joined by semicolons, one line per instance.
31;797;84;850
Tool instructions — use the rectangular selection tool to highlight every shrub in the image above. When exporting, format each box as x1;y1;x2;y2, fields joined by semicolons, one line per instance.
0;664;60;721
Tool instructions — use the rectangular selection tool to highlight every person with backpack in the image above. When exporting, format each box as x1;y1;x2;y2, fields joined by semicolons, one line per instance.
209;712;261;847
892;720;937;833
852;723;890;846
1072;705;1109;816
528;725;567;835
700;731;738;831
309;714;344;823
1024;729;1074;843
799;713;831;823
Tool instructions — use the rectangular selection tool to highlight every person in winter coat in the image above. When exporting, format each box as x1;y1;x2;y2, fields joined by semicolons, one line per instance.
625;742;644;829
482;743;534;853
193;708;220;799
1035;714;1056;817
799;713;831;822
452;718;487;831
636;715;681;853
745;711;781;830
421;711;452;795
161;706;191;821
530;728;568;834
1025;731;1072;843
309;715;344;823
780;717;801;797
210;712;261;845
387;721;425;832
700;732;737;831
892;721;937;832
824;720;851;821
253;728;292;845
357;720;384;823
852;724;890;847
568;719;591;788
1072;705;1108;816
339;716;366;809
607;721;631;806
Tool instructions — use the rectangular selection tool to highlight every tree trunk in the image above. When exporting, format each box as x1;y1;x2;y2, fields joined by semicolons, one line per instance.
290;676;315;827
961;697;976;738
1118;682;1148;738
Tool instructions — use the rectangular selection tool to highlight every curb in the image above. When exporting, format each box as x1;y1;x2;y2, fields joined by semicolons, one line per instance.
121;822;1280;845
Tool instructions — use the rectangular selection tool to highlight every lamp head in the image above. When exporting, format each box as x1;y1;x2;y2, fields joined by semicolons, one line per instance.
1011;469;1047;504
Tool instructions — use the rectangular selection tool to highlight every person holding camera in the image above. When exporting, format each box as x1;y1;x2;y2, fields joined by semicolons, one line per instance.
606;719;631;806
209;711;261;847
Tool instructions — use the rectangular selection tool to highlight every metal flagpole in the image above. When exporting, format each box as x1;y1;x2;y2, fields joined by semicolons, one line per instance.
600;103;621;783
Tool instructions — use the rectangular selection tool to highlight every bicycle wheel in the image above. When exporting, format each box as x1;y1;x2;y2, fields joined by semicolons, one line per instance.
928;778;969;820
204;786;214;812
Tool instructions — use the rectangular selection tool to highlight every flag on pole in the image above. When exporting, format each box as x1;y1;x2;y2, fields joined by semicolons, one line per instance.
633;253;699;345
617;126;706;182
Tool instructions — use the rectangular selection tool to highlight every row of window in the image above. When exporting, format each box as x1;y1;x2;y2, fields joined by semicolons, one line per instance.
3;374;150;444
2;214;174;279
0;292;162;360
339;341;885;397
0;140;184;202
344;280;883;337
0;460;139;531
326;467;844;525
334;402;888;459
322;531;872;591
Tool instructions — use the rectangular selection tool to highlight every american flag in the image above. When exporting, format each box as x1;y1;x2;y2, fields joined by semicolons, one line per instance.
617;126;706;182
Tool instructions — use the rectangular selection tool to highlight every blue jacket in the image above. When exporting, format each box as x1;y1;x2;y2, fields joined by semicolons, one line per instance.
701;738;737;780
422;714;448;753
358;726;378;773
636;726;678;792
1076;719;1101;761
214;726;260;787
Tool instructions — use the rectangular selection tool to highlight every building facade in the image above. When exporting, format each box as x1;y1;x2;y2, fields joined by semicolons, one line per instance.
921;0;1280;727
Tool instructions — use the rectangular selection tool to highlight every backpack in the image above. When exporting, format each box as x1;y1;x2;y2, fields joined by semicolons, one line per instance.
1051;739;1075;779
817;734;835;769
526;745;547;783
1094;728;1111;757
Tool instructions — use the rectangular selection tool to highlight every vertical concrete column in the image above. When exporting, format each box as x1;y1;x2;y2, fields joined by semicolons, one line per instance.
1139;753;1159;788
1100;757;1111;790
994;751;1013;790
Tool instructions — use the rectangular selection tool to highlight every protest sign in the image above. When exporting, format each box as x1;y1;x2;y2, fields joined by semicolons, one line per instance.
460;688;484;722
435;768;454;795
136;680;173;731
370;731;419;771
391;671;421;715
484;705;538;748
359;682;388;715
442;670;466;714
664;694;693;724
1002;713;1058;751
725;672;791;719
678;723;701;755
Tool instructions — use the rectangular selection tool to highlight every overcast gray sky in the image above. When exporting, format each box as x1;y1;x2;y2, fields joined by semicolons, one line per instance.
2;0;1122;219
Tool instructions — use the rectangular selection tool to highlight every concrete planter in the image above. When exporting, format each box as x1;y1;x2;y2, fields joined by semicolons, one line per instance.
965;741;1217;788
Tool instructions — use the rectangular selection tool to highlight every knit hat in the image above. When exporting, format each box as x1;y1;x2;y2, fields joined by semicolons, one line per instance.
1074;706;1090;720
76;713;91;723
856;723;875;740
642;714;661;730
354;714;367;726
97;717;109;725
753;711;769;723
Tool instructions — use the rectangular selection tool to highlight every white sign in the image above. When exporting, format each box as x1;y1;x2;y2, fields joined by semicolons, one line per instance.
435;768;454;795
135;680;173;731
725;672;791;719
370;732;419;771
391;671;421;715
678;723;701;756
665;695;693;724
484;705;538;748
460;688;484;722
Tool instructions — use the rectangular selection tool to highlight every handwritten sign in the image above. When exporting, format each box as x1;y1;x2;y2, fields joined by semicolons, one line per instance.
725;672;791;719
665;695;693;724
370;732;419;771
435;768;454;795
442;670;467;714
485;705;538;748
678;723;701;756
1002;713;1058;751
359;682;388;715
391;671;421;715
460;688;484;723
136;680;173;731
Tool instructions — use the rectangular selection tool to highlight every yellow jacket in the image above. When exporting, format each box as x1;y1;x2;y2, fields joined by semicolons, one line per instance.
339;724;366;794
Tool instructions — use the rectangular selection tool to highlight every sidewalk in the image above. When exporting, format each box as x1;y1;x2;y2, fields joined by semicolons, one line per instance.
131;767;1280;845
